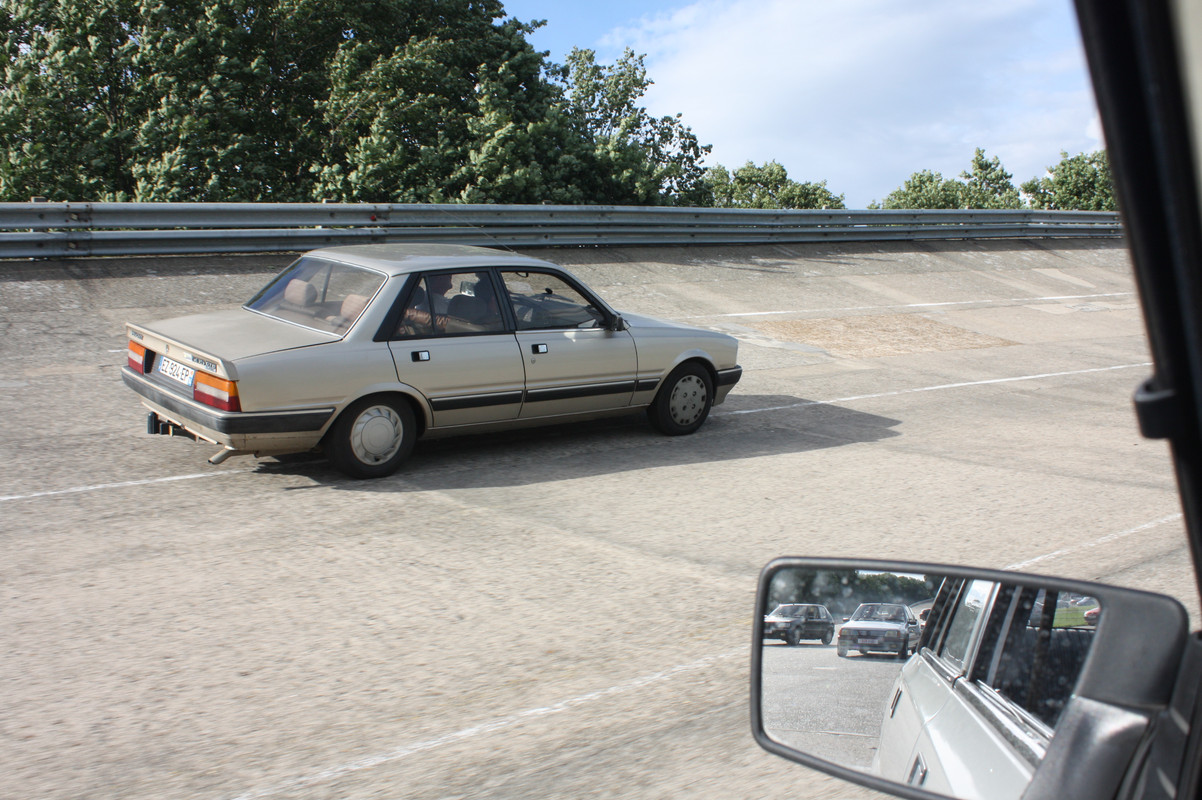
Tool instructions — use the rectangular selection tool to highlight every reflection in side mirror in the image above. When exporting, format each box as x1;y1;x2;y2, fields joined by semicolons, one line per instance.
752;559;1188;800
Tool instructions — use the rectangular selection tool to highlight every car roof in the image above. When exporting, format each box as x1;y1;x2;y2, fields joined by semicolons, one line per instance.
309;243;558;277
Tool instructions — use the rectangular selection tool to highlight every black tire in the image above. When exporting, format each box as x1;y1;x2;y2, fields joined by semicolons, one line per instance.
821;628;833;645
897;638;910;659
327;395;416;479
837;643;848;657
648;362;714;435
785;626;802;646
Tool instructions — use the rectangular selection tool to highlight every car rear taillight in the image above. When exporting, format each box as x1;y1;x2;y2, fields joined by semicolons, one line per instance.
194;372;241;412
128;341;148;373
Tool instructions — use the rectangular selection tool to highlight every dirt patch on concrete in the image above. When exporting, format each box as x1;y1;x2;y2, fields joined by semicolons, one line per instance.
752;314;1014;358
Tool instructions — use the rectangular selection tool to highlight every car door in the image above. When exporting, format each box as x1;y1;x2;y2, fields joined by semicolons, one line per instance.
387;270;526;428
905;607;922;646
497;268;638;419
804;607;822;638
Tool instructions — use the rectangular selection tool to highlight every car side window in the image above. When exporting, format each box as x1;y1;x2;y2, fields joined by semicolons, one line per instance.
938;579;995;672
970;587;1098;729
500;270;605;331
395;271;507;337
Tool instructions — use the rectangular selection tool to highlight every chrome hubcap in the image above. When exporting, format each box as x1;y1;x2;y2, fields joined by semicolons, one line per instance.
669;375;707;425
350;405;404;465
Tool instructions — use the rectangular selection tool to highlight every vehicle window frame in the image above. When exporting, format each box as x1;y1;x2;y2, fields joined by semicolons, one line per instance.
385;269;515;341
496;268;612;332
244;255;388;336
932;578;998;676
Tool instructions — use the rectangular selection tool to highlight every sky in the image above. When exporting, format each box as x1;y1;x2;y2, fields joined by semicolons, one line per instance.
500;0;1102;208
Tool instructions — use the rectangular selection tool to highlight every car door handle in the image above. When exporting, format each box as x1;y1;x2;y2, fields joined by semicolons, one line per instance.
907;754;928;786
531;343;548;354
411;350;431;362
889;688;903;718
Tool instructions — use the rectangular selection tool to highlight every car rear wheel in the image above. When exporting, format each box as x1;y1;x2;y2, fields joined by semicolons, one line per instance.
328;396;416;479
648;362;714;435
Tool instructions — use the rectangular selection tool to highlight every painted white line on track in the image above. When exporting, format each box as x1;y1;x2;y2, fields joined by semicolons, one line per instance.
219;512;1179;800
715;362;1152;417
684;292;1136;319
1003;513;1184;571
0;470;254;503
225;650;741;800
2;363;1153;503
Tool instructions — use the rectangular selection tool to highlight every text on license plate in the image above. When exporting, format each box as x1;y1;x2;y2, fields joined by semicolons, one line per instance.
157;356;195;386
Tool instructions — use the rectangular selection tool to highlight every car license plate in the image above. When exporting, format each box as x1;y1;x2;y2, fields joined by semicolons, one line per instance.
862;637;881;645
157;356;195;387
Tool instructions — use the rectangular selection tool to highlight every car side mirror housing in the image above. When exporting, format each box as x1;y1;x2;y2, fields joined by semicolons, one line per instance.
607;314;627;332
751;558;1189;800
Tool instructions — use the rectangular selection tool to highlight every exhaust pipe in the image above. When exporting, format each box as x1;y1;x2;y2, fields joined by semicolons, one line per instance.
208;448;238;465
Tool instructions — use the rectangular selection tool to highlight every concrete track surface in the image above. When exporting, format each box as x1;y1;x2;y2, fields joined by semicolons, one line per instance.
2;239;1195;800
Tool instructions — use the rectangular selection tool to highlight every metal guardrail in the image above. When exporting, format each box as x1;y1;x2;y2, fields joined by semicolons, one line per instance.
0;202;1123;258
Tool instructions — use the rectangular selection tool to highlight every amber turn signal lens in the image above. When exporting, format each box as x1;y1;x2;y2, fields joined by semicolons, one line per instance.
128;341;147;372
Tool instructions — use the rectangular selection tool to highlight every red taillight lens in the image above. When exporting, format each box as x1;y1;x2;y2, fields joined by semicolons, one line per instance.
128;341;147;372
194;372;241;412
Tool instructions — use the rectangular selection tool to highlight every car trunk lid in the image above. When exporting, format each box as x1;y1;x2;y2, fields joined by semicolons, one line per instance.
127;308;338;380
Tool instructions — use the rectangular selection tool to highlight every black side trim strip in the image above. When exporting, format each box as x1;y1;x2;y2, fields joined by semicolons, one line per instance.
430;391;524;412
717;366;743;387
122;368;333;434
635;378;660;392
525;381;636;403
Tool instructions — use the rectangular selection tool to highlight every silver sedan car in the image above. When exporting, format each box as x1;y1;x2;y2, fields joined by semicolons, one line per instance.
122;244;743;478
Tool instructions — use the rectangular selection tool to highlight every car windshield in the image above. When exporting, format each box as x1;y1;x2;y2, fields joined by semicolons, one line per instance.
850;604;906;622
244;256;386;335
770;605;807;618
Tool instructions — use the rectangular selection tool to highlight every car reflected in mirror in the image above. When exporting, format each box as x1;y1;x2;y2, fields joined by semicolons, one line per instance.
752;559;1188;800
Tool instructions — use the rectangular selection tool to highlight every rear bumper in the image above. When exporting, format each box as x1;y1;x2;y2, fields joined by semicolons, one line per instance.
122;367;334;452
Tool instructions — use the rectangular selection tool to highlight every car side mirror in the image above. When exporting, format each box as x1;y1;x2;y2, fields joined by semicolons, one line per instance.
607;314;627;332
752;558;1189;800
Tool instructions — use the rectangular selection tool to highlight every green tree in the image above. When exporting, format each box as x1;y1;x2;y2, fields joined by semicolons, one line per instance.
881;149;1021;209
0;2;713;205
130;0;361;201
959;147;1022;209
556;48;712;206
1021;150;1116;210
312;10;602;204
0;0;143;200
705;160;845;209
880;169;965;209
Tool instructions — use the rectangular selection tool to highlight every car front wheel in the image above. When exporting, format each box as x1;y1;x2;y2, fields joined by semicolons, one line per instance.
327;396;416;479
785;626;802;646
821;629;833;645
837;643;848;657
648;362;714;435
897;637;910;659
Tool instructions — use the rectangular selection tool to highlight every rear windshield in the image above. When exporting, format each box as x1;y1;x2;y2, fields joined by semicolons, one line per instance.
245;256;386;335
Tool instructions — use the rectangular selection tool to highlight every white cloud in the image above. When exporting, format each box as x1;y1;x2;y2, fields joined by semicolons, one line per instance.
600;0;1101;206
